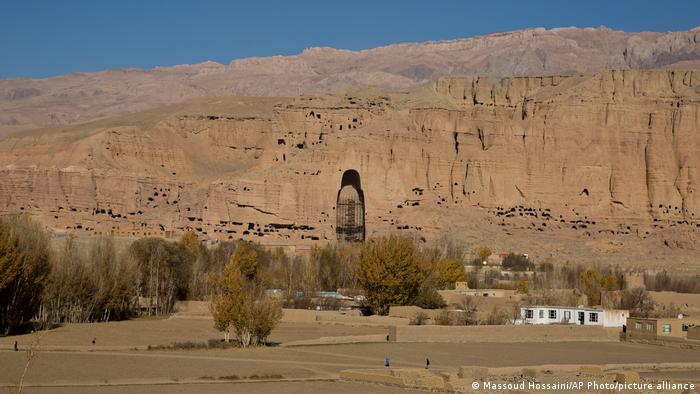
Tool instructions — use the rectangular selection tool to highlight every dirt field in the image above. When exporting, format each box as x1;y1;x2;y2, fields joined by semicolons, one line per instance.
1;317;700;393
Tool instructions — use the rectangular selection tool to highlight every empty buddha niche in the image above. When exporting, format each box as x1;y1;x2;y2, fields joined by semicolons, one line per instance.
336;169;365;242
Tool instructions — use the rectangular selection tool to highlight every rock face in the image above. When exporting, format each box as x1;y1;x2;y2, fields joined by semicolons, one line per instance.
0;69;699;269
1;26;700;137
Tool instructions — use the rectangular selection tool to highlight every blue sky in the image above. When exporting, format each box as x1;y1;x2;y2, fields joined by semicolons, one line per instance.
1;0;698;78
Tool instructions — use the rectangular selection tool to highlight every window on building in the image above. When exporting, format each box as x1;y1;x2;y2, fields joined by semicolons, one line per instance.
646;322;655;331
539;310;544;318
635;322;643;330
549;310;557;319
589;313;598;323
525;309;534;319
662;324;671;334
564;311;571;321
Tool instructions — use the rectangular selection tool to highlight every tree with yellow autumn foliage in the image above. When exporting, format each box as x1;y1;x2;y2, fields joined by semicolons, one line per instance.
580;267;619;306
358;236;423;315
436;258;466;290
210;246;281;346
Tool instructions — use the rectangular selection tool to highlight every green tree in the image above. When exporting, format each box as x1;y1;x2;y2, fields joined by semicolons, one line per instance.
358;236;423;315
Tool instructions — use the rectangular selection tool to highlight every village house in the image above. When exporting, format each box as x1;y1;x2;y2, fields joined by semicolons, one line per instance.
625;316;700;341
519;306;629;327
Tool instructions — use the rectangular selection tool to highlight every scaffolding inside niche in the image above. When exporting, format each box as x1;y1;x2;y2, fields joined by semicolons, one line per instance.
336;170;365;242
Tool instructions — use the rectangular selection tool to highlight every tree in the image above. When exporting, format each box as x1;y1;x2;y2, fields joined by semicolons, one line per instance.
516;278;530;294
436;258;466;290
209;253;282;346
455;296;479;325
580;267;603;306
180;232;200;258
42;235;136;324
312;244;340;291
502;253;534;271
617;288;656;317
477;247;492;263
580;267;619;306
232;244;258;280
210;258;244;343
130;238;193;315
0;216;51;335
358;236;423;315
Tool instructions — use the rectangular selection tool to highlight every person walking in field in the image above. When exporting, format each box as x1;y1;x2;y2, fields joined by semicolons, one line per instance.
426;357;430;369
385;354;391;367
14;341;18;352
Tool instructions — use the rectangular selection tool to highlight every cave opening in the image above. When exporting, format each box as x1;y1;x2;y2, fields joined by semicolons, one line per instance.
336;169;365;242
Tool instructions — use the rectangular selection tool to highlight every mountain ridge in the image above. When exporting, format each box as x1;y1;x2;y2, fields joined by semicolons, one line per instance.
1;26;699;138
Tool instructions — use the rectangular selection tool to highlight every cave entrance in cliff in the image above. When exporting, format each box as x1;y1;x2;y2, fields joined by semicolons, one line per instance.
336;169;365;242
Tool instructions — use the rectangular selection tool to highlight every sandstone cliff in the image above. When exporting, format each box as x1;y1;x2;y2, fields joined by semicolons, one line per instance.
0;69;698;270
1;26;699;137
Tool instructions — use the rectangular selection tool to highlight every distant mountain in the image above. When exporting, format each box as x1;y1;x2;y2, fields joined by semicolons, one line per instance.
1;26;699;137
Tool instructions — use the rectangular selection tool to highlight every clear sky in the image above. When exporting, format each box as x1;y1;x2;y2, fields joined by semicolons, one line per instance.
1;0;698;78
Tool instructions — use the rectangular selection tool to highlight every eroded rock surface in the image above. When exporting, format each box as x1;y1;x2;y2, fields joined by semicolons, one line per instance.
0;69;699;269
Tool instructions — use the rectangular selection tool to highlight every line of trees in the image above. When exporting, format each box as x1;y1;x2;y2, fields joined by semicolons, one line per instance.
0;216;51;335
0;216;200;334
9;213;679;337
644;271;700;293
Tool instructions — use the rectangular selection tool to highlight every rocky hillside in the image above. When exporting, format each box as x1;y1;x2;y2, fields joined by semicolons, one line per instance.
0;69;698;270
1;26;699;137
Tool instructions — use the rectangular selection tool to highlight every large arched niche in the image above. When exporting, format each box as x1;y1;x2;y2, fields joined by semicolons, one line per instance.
336;169;365;242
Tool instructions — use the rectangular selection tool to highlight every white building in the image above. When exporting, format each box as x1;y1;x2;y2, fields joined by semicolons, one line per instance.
519;306;629;327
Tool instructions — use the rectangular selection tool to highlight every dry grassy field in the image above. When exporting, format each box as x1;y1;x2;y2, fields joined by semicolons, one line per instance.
2;315;700;393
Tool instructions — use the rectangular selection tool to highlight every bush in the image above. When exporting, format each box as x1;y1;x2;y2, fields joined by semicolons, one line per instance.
484;306;509;325
413;286;446;309
433;310;452;326
454;296;479;325
410;311;429;326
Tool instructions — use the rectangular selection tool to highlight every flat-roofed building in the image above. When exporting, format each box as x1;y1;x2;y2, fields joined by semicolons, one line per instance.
519;306;629;327
625;316;700;340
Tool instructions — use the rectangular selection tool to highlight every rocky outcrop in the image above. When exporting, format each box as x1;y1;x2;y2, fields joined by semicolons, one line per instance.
1;26;699;137
0;69;698;268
